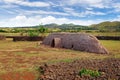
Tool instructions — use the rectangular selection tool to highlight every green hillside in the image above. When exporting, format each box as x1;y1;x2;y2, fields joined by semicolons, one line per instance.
90;21;120;32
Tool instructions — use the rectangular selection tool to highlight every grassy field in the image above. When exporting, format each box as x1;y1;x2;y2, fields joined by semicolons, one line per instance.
90;32;120;36
0;33;20;36
0;39;119;79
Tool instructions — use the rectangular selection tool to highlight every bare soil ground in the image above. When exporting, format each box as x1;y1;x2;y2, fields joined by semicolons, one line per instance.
39;58;120;80
0;71;36;80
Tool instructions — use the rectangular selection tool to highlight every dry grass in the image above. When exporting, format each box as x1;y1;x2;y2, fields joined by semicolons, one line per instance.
100;40;120;58
0;33;20;36
88;32;120;36
0;39;119;79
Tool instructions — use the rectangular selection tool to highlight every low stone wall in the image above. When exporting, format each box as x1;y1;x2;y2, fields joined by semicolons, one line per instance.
13;36;45;41
96;36;120;40
0;35;6;40
6;36;15;38
6;36;120;41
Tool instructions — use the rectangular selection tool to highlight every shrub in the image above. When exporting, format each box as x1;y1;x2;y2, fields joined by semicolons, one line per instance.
38;25;48;33
0;29;6;32
79;68;101;77
28;31;39;37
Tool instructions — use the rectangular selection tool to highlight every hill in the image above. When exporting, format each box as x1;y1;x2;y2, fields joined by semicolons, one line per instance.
90;21;120;32
44;23;88;29
43;23;90;32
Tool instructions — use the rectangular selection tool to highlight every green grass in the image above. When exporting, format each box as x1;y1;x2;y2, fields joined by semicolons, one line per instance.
0;32;49;37
89;32;120;36
100;40;120;58
79;68;101;77
0;32;20;36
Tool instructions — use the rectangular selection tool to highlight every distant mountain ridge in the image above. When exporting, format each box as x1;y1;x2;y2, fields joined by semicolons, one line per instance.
44;23;87;28
1;21;119;32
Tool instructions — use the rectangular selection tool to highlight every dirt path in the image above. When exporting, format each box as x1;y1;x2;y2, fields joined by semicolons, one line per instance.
0;71;36;80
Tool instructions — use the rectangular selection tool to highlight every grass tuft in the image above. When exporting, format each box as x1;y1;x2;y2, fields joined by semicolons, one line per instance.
79;68;101;77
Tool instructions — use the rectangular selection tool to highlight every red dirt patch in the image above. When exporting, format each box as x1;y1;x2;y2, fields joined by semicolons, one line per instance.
0;71;36;80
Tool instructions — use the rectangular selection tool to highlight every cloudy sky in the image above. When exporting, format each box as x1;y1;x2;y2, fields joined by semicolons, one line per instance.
0;0;120;27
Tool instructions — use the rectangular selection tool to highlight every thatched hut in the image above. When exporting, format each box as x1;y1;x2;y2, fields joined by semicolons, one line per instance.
42;33;108;54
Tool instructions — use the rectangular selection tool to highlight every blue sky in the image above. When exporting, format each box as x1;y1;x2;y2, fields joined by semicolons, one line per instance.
0;0;120;27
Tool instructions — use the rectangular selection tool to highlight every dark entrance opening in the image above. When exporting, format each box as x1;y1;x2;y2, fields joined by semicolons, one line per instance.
51;39;55;47
71;44;74;49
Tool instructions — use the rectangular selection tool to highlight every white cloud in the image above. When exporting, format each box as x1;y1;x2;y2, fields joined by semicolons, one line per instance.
112;15;120;21
69;0;103;5
64;8;75;11
84;11;105;15
63;7;106;17
0;15;105;27
113;3;120;12
0;15;40;27
18;1;50;7
24;10;69;16
0;6;69;16
0;4;18;8
2;0;50;7
3;0;23;3
0;5;18;14
64;0;112;8
86;7;93;10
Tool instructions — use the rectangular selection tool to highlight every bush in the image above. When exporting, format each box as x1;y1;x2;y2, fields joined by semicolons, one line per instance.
0;29;6;32
79;68;101;77
28;31;39;37
38;25;48;33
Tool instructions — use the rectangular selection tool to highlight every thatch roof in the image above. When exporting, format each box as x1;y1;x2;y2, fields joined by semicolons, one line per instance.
42;33;108;54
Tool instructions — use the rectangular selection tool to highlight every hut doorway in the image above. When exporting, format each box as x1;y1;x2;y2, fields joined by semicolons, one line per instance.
51;39;55;47
51;38;62;48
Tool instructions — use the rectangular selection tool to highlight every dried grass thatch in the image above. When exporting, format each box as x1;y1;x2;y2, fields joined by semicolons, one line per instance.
42;33;109;54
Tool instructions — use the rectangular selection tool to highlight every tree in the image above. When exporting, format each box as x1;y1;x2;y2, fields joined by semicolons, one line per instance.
38;24;47;33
